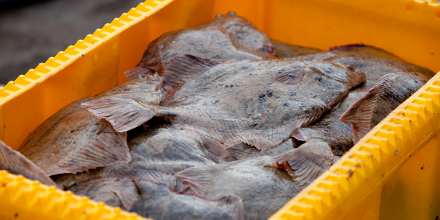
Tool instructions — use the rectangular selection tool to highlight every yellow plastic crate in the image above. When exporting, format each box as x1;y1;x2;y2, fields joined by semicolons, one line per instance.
0;0;439;219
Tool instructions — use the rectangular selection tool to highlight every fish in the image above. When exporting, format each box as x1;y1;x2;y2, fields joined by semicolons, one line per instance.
176;156;300;220
266;91;366;187
221;138;298;160
290;44;435;90
84;55;365;154
340;72;430;143
67;178;140;210
131;180;247;220
18;75;162;176
53;122;231;190
124;11;277;80
272;39;323;59
55;123;247;219
293;91;366;156
0;140;55;186
269;72;429;187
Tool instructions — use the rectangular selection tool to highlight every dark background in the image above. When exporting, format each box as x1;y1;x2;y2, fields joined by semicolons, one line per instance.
0;0;144;84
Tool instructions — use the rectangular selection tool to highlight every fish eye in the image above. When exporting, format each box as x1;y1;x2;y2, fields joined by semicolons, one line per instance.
347;65;355;71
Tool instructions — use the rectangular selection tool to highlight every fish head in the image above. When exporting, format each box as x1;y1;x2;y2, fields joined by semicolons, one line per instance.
215;12;276;57
328;62;366;88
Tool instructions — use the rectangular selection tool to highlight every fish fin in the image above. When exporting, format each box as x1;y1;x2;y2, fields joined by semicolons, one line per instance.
292;128;308;141
82;98;156;132
267;139;333;188
200;135;231;158
0;140;56;186
107;169;181;192
214;194;248;220
225;142;259;160
176;163;231;196
275;69;307;85
339;87;380;143
108;178;141;210
46;122;130;176
124;66;153;80
161;54;227;102
98;74;163;105
174;117;319;151
340;72;429;143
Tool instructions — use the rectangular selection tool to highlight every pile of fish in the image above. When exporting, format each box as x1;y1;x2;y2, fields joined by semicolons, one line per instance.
0;11;435;220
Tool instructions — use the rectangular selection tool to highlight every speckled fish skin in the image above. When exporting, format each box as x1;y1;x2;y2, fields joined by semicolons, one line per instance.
289;44;435;90
268;72;430;187
176;156;300;220
293;91;366;156
263;91;367;188
54;123;246;219
124;11;276;80
131;180;247;220
0;140;56;186
340;72;430;143
18;75;162;176
271;39;323;59
53;122;230;190
84;56;365;152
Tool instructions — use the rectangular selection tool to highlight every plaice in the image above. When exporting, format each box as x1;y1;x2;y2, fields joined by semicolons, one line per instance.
176;156;300;220
124;11;276;80
340;72;430;143
18;75;162;176
84;55;365;152
290;44;435;90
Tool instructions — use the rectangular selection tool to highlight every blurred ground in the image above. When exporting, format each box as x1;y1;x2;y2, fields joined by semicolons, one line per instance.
0;0;144;84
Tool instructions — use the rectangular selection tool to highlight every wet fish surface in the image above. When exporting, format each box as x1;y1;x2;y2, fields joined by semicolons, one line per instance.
290;44;435;89
266;91;366;187
53;122;228;189
269;72;430;188
18;75;162;176
176;156;300;220
340;72;430;143
131;180;247;220
54;123;247;219
84;55;365;153
0;140;55;186
125;11;277;80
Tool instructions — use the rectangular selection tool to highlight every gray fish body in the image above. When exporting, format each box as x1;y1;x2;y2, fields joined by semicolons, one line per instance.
340;72;430;143
159;59;365;151
266;92;367;189
294;91;366;156
131;180;247;220
56;124;246;219
18;75;162;176
84;57;365;154
54;123;227;189
290;44;435;90
177;156;300;220
125;12;276;80
67;178;140;210
272;72;429;188
0;140;55;186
